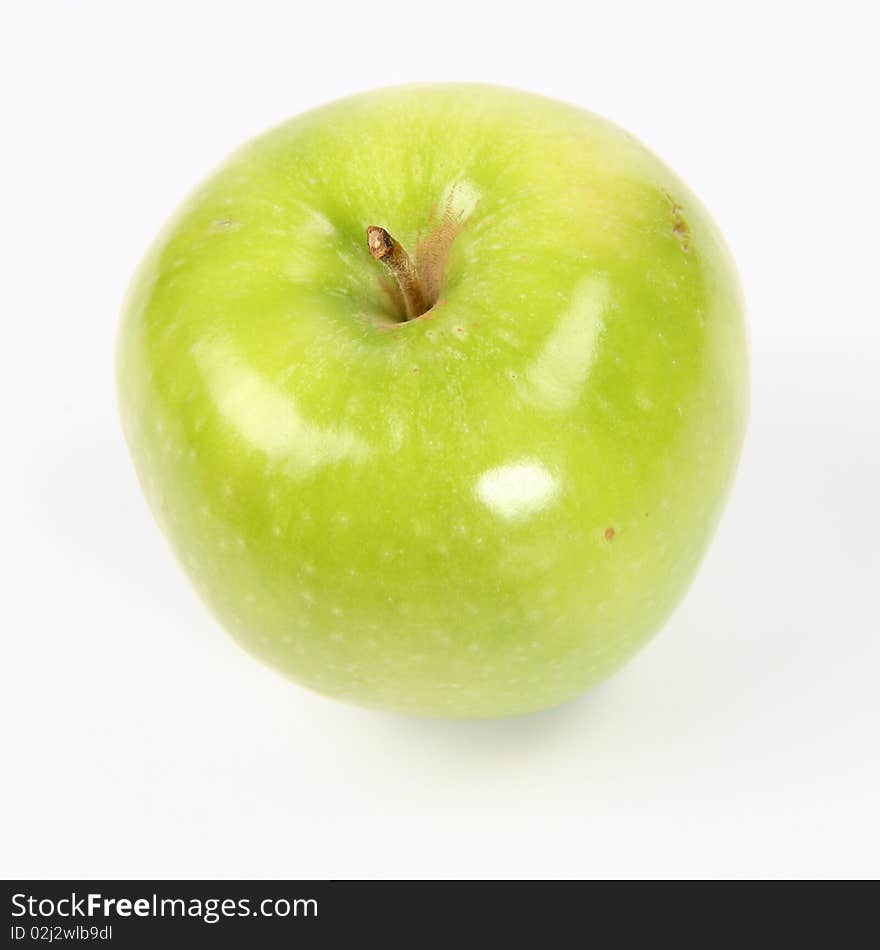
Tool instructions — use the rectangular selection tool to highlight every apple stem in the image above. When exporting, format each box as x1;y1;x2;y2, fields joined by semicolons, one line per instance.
367;226;428;320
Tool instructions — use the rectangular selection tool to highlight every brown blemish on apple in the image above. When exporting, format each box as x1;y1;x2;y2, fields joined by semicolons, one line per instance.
663;191;690;253
604;527;616;541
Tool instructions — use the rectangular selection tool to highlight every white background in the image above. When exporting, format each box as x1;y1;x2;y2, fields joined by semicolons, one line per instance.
2;1;878;879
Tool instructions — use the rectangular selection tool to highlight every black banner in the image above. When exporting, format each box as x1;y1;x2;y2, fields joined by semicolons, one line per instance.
3;880;863;947
6;881;554;947
7;883;326;947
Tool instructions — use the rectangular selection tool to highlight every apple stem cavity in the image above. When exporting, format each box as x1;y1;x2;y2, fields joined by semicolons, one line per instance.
366;226;428;321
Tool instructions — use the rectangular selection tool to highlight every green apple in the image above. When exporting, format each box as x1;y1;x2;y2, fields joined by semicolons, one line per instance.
117;84;748;718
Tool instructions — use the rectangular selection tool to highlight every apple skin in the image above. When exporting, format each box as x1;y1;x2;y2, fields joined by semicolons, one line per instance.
117;84;748;718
